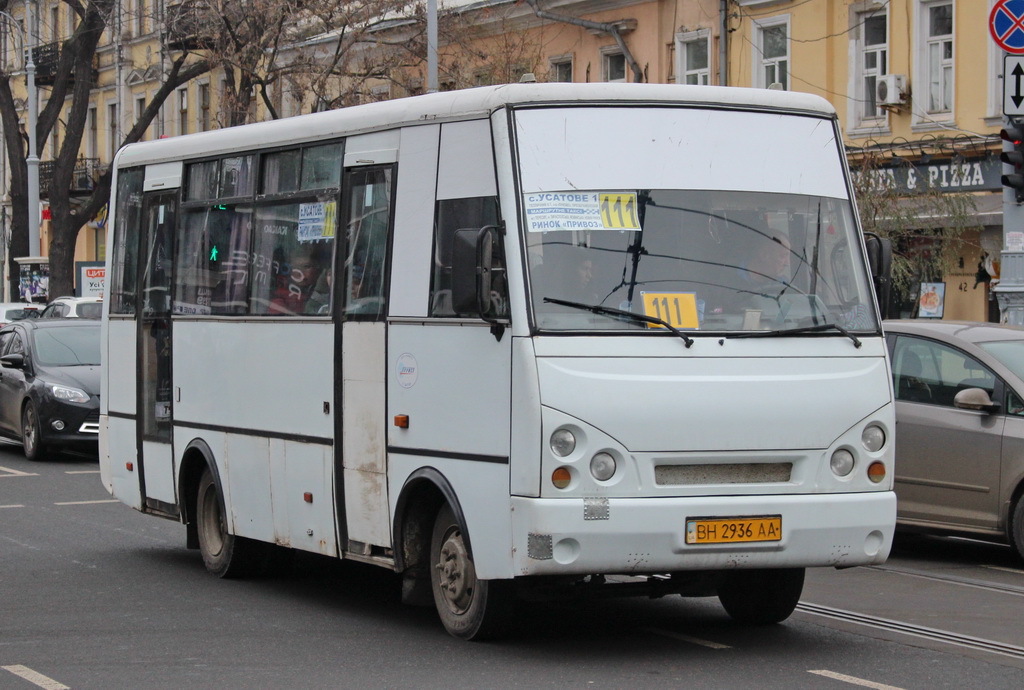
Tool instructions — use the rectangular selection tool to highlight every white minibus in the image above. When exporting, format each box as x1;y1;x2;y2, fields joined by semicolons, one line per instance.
100;83;896;639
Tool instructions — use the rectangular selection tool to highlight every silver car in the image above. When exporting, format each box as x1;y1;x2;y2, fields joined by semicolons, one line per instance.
884;320;1024;559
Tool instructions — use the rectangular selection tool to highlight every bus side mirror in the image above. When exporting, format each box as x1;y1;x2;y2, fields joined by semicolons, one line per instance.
452;227;496;317
864;233;892;319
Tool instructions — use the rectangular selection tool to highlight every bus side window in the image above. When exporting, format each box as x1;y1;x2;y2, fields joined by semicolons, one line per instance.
429;196;501;317
109;168;144;314
342;166;393;319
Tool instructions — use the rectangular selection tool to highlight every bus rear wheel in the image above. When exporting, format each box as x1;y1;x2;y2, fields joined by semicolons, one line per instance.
429;503;514;640
196;468;265;578
717;567;804;624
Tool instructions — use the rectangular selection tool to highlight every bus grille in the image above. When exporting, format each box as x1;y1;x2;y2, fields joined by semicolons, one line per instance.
654;463;793;486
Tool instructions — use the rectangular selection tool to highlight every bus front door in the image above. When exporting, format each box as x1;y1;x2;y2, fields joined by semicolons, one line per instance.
137;190;177;514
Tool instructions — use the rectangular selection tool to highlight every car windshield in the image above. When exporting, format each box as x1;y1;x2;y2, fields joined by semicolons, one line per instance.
33;326;101;366
979;340;1024;382
526;189;878;333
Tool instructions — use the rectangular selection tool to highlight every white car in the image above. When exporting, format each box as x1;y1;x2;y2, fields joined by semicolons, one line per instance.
0;302;40;327
38;296;103;319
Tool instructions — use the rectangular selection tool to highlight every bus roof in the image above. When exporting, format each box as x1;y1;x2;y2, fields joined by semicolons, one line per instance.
114;83;837;169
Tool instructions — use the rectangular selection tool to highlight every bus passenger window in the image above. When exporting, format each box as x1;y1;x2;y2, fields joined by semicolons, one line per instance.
249;201;335;316
430;196;501;317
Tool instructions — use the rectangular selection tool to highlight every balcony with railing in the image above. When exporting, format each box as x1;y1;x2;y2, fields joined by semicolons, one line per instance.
39;158;101;199
166;2;213;50
31;41;99;87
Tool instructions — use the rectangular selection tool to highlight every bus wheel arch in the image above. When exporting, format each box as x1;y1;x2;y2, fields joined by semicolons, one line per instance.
392;468;460;607
179;439;218;551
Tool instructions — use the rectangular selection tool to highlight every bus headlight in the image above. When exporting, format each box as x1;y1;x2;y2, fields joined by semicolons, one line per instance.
830;449;855;477
590;452;616;481
861;425;885;452
550;429;576;457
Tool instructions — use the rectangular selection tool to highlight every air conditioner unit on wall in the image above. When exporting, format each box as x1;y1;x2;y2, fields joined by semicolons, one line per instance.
876;74;907;106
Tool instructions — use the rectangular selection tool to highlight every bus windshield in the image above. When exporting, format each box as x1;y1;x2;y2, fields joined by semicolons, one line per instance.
526;189;877;334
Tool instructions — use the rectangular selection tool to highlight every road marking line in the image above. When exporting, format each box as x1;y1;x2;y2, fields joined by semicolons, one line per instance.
64;470;100;475
642;627;731;649
0;465;39;477
1;665;70;690
0;504;25;509
808;670;903;690
53;499;119;506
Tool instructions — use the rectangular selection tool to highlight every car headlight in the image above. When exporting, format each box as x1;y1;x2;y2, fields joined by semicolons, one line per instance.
50;384;90;404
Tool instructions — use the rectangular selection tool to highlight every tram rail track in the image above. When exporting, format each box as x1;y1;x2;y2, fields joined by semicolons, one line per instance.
863;563;1024;597
796;602;1024;661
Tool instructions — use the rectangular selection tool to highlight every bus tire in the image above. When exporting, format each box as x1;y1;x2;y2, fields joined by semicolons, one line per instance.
429;503;514;640
196;468;264;579
718;567;804;625
21;401;45;461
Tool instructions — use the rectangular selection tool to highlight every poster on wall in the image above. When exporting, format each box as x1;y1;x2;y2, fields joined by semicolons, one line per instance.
18;262;48;303
76;261;106;297
918;282;945;318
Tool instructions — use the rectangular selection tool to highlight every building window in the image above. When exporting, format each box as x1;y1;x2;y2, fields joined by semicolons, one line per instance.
107;103;118;160
604;52;626;82
922;1;953;114
135;0;146;37
675;30;711;85
754;18;789;90
135;95;148;141
857;9;888;122
550;57;572;82
177;88;189;135
50;6;59;42
87;106;97;158
198;83;210;131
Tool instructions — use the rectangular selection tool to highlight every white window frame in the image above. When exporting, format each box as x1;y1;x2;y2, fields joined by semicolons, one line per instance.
675;29;712;86
134;94;148;141
86;106;97;159
134;0;146;37
602;48;627;83
751;15;790;90
913;0;955;129
197;81;211;131
106;101;119;161
549;55;573;83
177;87;189;136
846;2;890;136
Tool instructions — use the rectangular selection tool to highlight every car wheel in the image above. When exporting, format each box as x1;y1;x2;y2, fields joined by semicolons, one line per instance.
429;502;515;640
21;401;45;461
718;568;805;624
1011;496;1024;562
195;467;267;578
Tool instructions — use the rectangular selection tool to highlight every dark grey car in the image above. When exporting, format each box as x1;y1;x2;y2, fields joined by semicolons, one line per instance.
884;320;1024;559
0;320;100;460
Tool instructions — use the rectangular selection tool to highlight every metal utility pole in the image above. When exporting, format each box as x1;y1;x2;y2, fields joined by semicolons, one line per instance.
24;0;40;257
427;0;438;93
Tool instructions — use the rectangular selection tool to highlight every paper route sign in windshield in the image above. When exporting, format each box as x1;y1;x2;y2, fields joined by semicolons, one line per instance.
524;192;641;232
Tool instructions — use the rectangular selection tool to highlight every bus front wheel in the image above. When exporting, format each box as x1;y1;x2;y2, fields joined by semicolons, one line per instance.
429;503;514;640
196;468;264;578
717;567;804;624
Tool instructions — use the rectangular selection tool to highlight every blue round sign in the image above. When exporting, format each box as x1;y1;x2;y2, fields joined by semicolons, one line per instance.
992;0;1024;54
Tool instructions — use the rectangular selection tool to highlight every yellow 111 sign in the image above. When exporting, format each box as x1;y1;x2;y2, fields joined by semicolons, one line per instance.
640;292;700;329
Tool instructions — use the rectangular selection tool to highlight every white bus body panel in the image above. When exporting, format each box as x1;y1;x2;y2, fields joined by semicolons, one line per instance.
342;321;389;548
101;319;140;504
388;125;440;319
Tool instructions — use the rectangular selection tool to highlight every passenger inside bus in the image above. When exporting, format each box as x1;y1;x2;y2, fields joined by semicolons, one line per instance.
269;242;331;315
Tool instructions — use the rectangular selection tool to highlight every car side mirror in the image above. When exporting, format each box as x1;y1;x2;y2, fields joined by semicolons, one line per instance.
1;353;25;369
953;387;1001;414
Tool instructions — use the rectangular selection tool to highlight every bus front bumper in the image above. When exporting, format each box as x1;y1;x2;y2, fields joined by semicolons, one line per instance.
509;491;896;577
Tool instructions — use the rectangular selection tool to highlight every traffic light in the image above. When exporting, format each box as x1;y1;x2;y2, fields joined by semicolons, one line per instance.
1001;121;1024;202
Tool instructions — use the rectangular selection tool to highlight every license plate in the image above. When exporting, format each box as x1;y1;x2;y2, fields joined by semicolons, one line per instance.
685;516;782;544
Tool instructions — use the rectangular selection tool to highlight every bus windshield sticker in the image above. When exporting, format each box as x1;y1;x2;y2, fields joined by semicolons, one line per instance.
640;292;702;329
524;192;641;232
298;201;336;242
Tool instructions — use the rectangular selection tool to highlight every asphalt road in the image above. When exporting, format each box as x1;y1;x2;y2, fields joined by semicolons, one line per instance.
2;441;1023;689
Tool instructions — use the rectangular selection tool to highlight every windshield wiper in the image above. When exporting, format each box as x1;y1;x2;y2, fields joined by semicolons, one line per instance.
728;322;862;348
543;297;694;348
